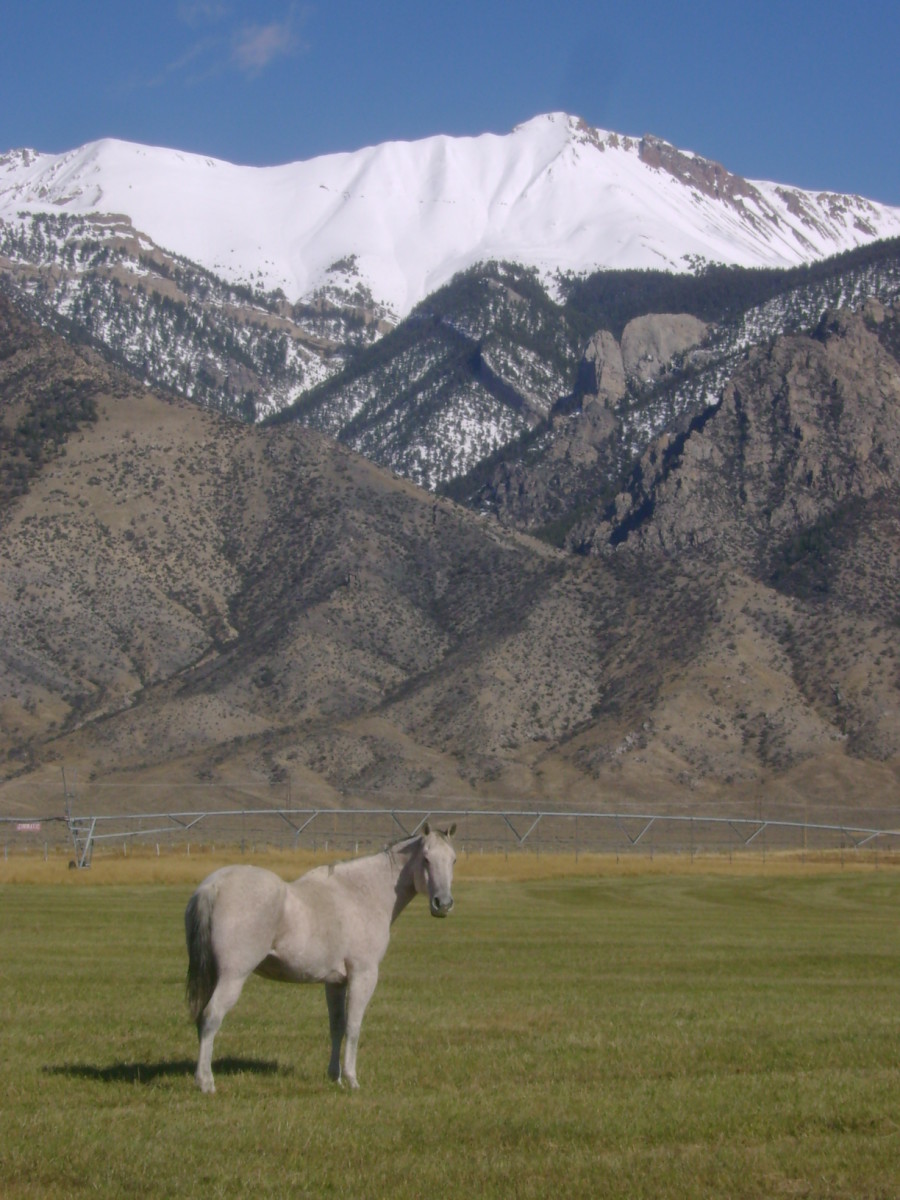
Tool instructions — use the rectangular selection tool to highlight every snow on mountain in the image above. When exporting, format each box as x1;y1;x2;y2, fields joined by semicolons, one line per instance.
2;113;900;320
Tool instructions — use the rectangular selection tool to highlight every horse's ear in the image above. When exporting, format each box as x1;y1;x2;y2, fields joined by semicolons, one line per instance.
447;823;457;838
422;821;431;835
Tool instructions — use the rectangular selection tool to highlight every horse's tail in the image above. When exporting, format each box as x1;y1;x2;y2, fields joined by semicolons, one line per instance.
185;883;218;1024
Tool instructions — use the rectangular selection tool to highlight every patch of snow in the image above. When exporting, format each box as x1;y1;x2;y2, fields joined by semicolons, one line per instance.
3;115;899;320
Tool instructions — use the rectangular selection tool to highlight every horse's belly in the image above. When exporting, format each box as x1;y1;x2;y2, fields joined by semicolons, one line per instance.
255;951;346;985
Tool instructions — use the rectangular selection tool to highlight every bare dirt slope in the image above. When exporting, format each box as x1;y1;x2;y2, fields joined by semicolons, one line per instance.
2;295;898;822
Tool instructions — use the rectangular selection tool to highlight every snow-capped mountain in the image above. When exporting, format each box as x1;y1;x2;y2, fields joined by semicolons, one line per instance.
3;113;899;320
5;118;900;811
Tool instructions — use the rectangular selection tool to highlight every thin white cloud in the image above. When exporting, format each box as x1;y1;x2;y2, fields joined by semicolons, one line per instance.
152;4;308;84
231;16;301;75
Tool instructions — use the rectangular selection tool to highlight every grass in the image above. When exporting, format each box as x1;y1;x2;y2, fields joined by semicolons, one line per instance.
1;854;899;1198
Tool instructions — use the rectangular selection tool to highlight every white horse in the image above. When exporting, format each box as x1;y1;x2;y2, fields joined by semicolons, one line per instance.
184;823;457;1093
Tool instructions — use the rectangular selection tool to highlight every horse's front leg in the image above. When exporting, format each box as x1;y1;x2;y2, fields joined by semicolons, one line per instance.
324;981;346;1083
341;965;378;1089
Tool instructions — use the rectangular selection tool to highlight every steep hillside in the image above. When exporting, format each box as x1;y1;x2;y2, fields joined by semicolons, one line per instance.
453;240;900;534
0;291;605;804
270;262;584;488
0;212;387;421
567;299;900;775
1;294;898;821
573;301;900;566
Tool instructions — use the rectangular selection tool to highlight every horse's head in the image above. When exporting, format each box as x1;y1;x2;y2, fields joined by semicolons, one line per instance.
416;823;457;917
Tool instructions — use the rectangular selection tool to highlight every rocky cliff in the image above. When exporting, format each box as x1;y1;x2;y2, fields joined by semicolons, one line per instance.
577;301;900;566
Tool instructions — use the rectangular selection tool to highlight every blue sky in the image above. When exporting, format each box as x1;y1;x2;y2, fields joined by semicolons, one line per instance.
3;1;899;204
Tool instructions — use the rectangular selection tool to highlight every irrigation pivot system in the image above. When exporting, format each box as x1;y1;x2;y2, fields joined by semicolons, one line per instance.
3;803;899;867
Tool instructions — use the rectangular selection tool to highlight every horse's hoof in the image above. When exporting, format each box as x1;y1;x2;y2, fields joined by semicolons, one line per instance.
196;1074;215;1094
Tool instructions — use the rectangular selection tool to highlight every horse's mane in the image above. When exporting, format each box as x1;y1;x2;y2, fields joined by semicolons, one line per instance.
383;825;454;854
383;832;424;853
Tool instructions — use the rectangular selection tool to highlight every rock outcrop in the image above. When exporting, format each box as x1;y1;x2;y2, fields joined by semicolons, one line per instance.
576;301;900;565
580;329;627;401
620;313;709;383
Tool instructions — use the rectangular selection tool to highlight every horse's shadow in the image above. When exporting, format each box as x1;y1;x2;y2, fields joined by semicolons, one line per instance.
46;1057;287;1085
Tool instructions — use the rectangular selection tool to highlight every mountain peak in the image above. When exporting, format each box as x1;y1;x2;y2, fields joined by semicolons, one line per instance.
2;117;900;318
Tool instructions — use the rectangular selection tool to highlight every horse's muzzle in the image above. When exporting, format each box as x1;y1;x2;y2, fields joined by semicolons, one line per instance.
430;895;454;917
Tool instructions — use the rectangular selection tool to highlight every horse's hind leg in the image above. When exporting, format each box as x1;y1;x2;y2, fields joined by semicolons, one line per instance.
195;973;247;1094
324;981;347;1083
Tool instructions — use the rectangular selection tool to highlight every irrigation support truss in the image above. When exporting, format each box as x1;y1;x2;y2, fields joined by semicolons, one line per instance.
2;805;895;867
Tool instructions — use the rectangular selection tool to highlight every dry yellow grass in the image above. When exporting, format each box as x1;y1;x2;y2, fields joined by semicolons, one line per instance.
1;842;896;885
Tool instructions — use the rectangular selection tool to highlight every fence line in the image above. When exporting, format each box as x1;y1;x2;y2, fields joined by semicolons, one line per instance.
3;806;900;868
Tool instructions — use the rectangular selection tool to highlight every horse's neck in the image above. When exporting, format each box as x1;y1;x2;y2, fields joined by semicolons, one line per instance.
325;841;419;925
386;840;420;924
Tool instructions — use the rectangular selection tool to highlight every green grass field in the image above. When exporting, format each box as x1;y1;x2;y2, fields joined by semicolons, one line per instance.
1;858;899;1198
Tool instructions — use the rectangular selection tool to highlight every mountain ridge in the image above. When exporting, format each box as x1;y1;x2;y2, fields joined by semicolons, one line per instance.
4;113;900;321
